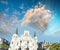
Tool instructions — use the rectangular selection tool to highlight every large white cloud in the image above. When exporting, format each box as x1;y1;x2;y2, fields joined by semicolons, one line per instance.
21;4;52;32
0;2;53;33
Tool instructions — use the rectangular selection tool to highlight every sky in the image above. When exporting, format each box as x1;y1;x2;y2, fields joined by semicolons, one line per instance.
0;0;60;43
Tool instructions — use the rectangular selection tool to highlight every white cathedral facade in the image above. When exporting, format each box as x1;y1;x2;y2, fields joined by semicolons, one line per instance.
8;28;38;50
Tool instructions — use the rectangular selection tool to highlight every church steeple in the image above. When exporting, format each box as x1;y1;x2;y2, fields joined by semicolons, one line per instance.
34;32;36;37
34;32;37;42
15;27;18;34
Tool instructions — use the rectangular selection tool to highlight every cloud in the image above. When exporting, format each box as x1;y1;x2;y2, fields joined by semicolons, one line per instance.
44;30;60;37
21;3;52;32
0;0;8;5
5;8;9;12
0;12;7;19
22;11;26;14
0;21;12;33
12;10;26;16
19;4;24;9
13;10;21;15
0;12;20;34
0;12;12;33
0;2;53;34
10;15;20;24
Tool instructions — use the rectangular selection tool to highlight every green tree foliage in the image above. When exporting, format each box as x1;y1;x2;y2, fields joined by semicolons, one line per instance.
49;43;60;50
0;43;9;49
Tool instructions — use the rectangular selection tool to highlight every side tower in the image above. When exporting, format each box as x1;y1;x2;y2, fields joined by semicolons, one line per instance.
34;32;37;42
34;32;38;50
8;28;18;50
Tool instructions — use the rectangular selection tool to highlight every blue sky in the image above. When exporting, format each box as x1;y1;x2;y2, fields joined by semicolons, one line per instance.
0;0;60;43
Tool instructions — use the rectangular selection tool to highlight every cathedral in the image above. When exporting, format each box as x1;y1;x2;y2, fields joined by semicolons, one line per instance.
8;28;38;50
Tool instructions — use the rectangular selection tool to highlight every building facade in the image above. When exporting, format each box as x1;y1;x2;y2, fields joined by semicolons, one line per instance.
8;29;38;50
0;38;10;50
0;38;10;45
